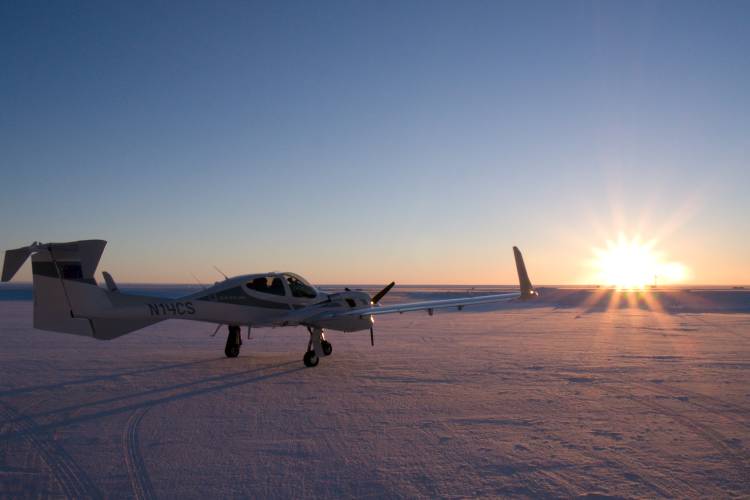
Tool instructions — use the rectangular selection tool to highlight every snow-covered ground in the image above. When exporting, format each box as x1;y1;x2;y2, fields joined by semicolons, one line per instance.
1;290;749;498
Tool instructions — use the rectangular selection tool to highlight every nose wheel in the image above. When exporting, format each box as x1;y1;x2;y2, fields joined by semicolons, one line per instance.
224;325;242;358
304;326;331;367
321;340;333;356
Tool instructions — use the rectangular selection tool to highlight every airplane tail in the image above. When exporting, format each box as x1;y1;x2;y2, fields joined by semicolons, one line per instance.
513;246;538;299
2;240;160;339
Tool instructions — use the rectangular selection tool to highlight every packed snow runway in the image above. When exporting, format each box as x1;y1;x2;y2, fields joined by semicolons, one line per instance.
1;290;749;498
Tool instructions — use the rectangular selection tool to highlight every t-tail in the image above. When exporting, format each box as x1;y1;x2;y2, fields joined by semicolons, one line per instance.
513;246;538;299
2;240;160;339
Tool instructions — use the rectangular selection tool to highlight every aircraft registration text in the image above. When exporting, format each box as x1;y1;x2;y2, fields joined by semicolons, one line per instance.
148;302;196;316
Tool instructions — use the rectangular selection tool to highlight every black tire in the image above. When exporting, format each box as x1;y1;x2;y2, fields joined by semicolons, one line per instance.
225;326;241;358
303;350;319;367
321;340;333;356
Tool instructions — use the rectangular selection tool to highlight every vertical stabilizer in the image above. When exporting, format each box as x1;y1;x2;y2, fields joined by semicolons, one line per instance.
30;240;107;336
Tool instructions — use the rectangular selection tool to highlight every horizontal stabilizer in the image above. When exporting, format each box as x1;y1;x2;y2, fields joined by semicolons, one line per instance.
2;246;32;282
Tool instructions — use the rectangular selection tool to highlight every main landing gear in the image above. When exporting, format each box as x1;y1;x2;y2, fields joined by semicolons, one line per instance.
224;325;242;358
304;326;332;368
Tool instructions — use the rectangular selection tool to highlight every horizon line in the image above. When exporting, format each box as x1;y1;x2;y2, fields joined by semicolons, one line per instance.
1;282;748;289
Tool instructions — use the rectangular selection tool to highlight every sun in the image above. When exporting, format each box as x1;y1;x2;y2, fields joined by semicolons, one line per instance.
591;234;687;289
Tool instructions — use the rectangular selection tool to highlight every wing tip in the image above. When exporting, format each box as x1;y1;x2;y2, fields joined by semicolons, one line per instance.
512;246;537;299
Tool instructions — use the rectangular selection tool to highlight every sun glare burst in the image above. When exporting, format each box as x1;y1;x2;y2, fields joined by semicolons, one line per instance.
591;234;688;289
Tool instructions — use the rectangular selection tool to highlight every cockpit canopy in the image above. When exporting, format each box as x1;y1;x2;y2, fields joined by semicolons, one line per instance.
284;273;317;298
246;276;285;296
244;273;317;299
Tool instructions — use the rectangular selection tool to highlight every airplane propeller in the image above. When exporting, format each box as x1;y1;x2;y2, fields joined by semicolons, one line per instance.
371;281;395;305
369;281;395;346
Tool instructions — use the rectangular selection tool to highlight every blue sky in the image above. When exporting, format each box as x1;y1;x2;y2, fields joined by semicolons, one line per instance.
1;1;748;284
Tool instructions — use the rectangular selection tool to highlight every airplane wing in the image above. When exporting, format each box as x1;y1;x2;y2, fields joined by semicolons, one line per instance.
327;291;522;319
337;245;537;318
288;246;538;325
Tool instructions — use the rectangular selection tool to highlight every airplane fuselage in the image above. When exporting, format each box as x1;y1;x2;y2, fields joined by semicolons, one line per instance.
96;271;375;332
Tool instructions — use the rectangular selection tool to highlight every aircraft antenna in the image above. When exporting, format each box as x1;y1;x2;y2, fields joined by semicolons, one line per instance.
213;265;229;280
190;272;207;290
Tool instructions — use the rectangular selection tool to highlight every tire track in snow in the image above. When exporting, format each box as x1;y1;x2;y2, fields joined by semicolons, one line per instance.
547;432;698;498
123;407;156;500
629;382;750;426
599;384;750;478
0;401;101;499
689;315;748;339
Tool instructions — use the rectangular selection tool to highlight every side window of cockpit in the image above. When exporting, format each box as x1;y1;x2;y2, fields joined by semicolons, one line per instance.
286;275;317;298
246;277;285;296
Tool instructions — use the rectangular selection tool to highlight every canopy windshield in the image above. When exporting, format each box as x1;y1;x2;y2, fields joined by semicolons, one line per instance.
246;276;286;296
284;273;317;298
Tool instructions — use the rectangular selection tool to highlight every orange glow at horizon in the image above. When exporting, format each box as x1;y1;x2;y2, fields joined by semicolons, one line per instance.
589;234;689;289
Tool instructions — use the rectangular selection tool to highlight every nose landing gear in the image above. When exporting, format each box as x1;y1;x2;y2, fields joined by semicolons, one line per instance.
224;325;242;358
321;339;333;356
304;326;331;367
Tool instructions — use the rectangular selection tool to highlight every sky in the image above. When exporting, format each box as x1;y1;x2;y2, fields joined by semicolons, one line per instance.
1;0;748;285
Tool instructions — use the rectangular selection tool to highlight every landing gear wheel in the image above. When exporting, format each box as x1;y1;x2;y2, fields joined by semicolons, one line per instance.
225;343;240;358
321;340;333;356
303;350;319;367
224;326;241;358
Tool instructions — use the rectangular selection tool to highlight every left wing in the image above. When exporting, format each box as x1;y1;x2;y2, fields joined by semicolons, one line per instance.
330;291;521;318
290;246;537;324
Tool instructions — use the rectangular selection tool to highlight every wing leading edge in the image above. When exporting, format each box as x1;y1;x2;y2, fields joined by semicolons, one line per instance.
299;246;537;323
330;291;521;319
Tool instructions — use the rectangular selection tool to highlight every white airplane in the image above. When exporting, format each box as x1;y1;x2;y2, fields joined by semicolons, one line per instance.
2;240;538;367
